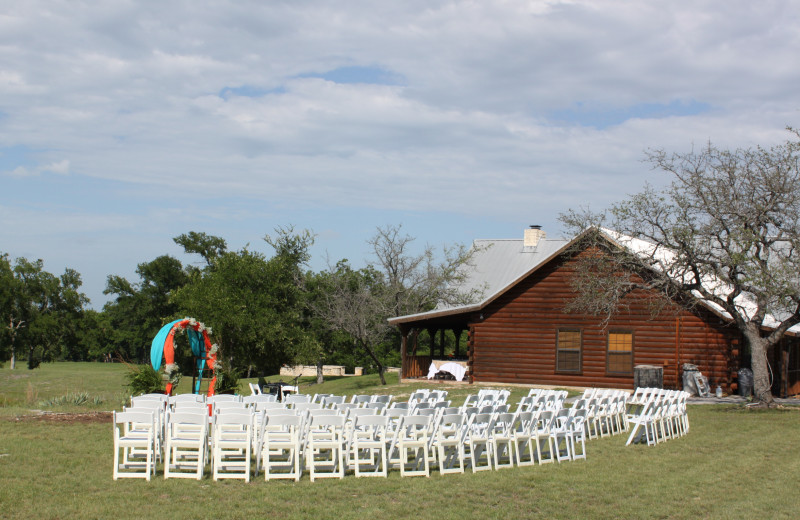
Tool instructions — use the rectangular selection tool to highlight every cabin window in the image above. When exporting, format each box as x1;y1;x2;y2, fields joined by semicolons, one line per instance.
556;329;582;373
607;331;633;375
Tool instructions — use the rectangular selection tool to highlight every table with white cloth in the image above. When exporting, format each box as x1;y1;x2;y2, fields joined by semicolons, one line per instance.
426;360;467;382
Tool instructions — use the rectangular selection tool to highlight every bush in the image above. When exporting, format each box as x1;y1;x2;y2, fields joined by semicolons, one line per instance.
214;365;240;394
125;364;163;396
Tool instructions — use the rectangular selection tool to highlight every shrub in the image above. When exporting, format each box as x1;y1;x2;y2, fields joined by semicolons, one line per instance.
38;392;92;407
125;364;163;396
214;365;240;394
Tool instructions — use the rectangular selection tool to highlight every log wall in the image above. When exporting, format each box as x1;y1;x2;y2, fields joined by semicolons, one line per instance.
469;252;741;391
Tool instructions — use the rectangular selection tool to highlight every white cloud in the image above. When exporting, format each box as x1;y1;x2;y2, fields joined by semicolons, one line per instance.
1;0;799;305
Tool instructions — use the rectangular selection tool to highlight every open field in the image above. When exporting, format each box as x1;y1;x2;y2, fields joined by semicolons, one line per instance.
2;362;799;519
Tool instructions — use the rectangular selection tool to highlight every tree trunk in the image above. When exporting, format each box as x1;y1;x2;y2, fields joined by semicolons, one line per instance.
359;341;386;385
316;358;324;385
8;317;19;370
745;329;776;407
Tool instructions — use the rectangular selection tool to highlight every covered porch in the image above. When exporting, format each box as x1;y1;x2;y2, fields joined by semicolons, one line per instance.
396;311;476;382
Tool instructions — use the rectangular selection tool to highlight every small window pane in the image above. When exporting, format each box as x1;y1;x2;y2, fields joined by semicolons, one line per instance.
607;332;633;374
557;329;581;373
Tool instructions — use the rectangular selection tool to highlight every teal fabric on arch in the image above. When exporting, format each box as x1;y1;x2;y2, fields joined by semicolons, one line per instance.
195;357;206;394
150;319;182;371
188;328;204;357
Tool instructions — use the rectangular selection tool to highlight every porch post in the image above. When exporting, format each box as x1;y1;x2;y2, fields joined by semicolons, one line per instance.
400;326;408;380
453;328;463;358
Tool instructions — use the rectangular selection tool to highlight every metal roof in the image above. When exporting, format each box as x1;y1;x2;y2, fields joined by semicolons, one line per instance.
388;236;571;325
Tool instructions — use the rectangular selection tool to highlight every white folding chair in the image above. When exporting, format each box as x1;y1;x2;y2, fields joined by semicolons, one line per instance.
284;394;311;406
384;408;409;468
125;401;165;463
466;413;494;472
436;413;466;475
212;412;253;481
512;411;536;467
169;393;205;408
491;412;516;469
209;394;241;404
243;394;277;405
112;410;157;480
550;409;574;463
164;411;208;480
626;398;658;446
306;415;346;481
322;395;345;408
351;415;388;477
535;410;556;464
259;414;303;481
397;415;431;477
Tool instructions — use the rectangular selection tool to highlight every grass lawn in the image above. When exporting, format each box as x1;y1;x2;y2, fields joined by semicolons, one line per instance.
1;362;799;519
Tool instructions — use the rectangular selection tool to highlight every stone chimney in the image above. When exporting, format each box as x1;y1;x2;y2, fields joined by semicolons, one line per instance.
523;225;546;248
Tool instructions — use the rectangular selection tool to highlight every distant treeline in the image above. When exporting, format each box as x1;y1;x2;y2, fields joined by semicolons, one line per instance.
0;226;475;382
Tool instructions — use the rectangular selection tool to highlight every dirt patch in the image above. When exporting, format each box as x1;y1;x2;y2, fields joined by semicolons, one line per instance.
5;411;112;424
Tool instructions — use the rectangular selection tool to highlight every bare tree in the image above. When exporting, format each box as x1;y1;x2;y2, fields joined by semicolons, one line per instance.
561;130;800;407
315;225;481;384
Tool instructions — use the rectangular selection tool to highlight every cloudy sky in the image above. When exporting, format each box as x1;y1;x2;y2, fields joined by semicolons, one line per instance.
1;0;798;308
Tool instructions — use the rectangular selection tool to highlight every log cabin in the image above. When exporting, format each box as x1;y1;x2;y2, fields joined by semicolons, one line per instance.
389;226;800;396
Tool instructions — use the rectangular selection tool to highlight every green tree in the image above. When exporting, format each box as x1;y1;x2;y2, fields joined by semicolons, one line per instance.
0;255;89;369
173;228;320;376
103;255;189;362
561;130;800;407
173;231;227;266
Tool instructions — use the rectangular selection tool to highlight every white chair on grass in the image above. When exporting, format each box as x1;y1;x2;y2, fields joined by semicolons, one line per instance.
436;413;466;475
322;395;345;408
365;402;387;414
512;411;537;467
397;415;431;477
491;413;516;469
550;409;575;463
535;410;556;464
254;402;287;413
131;394;168;408
125;401;165;463
169;393;204;408
626;399;658;446
371;395;393;406
351;395;372;406
164;411;208;480
466;413;495;472
214;401;249;414
212;412;253;481
351;415;388;477
259;414;303;481
112;410;157;480
209;394;241;404
284;394;311;406
243;394;277;405
306;415;346;481
568;409;588;461
384;408;409;468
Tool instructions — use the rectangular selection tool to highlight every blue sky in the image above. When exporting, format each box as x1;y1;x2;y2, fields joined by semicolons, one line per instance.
1;1;799;308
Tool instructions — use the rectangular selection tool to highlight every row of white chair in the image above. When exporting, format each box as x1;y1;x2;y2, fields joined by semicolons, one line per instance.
113;401;590;481
626;388;689;446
